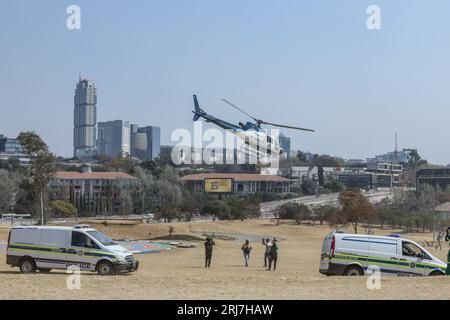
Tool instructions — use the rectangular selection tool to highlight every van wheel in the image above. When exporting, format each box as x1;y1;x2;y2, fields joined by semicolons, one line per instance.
19;258;36;274
97;261;114;276
430;271;444;276
38;268;51;274
344;265;364;276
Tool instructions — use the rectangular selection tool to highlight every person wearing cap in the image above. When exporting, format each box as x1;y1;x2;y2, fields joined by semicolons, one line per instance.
262;238;272;267
204;237;215;268
267;238;278;271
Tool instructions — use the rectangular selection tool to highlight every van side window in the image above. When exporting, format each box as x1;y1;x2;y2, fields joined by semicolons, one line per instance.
401;241;430;260
71;231;98;249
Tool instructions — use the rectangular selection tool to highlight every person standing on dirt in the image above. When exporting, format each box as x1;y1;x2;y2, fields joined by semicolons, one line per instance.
241;240;252;267
436;231;444;250
445;228;450;275
262;238;272;267
267;239;278;271
204;237;215;268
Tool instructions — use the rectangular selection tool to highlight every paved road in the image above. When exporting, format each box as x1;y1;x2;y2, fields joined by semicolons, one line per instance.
260;188;396;218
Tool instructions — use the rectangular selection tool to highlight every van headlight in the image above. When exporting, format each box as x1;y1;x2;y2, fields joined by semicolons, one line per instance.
116;255;127;263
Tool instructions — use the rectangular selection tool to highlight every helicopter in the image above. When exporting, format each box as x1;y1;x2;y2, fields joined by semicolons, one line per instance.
192;95;314;159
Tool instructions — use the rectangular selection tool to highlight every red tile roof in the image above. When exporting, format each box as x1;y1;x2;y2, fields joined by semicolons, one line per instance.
54;171;137;180
181;173;289;182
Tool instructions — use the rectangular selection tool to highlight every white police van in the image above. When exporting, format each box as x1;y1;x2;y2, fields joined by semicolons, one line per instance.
6;225;139;275
319;233;446;277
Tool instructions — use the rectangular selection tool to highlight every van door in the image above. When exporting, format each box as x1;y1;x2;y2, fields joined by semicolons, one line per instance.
367;237;399;276
398;240;427;276
339;235;369;271
8;227;42;263
319;235;333;272
36;229;70;270
68;231;98;271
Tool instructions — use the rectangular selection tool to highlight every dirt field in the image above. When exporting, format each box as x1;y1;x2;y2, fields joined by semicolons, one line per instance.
1;220;450;300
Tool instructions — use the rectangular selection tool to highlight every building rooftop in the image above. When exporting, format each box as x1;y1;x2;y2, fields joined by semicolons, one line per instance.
181;173;289;182
54;171;137;180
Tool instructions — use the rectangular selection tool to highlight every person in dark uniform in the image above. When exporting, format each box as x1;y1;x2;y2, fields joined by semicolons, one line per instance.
267;239;278;271
445;228;450;275
204;237;215;268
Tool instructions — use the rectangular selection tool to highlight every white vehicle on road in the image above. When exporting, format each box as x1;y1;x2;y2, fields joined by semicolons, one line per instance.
6;225;139;275
319;233;446;277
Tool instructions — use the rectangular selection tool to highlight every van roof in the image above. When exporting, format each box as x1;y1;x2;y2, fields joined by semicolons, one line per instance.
332;233;401;241
12;226;97;232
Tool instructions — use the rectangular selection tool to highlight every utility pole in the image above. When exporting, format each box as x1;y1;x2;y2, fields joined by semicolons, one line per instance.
40;189;44;226
433;211;436;241
10;192;16;226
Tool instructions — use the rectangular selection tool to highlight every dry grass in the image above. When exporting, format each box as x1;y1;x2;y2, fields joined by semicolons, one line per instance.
1;220;450;300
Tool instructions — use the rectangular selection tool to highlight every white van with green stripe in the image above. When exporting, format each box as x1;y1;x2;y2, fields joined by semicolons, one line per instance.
319;233;446;277
6;225;139;275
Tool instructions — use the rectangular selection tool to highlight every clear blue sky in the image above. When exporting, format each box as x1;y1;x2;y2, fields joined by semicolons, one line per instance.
2;1;450;164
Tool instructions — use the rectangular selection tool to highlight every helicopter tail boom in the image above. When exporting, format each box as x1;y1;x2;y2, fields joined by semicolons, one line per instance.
193;95;202;121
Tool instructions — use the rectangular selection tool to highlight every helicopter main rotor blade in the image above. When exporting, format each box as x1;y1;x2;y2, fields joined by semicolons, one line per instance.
222;98;314;132
259;120;315;132
221;99;258;122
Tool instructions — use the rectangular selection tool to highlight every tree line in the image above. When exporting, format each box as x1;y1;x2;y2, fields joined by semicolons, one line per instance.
278;185;450;234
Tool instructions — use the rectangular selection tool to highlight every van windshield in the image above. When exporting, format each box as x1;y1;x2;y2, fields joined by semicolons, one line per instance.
87;230;116;246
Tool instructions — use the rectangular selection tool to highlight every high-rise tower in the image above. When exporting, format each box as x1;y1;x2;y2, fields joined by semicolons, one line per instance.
73;76;97;159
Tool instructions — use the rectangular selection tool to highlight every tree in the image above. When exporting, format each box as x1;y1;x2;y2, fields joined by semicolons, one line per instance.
339;190;376;234
293;204;311;224
49;200;76;216
278;202;311;224
313;205;337;225
0;169;21;214
374;200;393;229
226;196;261;220
202;199;230;220
17;132;56;225
406;150;428;187
296;150;308;162
279;202;298;219
311;154;344;168
113;178;138;215
324;179;345;193
105;156;139;173
301;177;316;195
